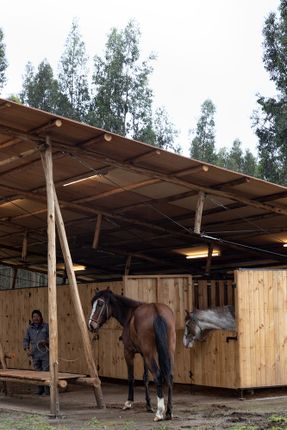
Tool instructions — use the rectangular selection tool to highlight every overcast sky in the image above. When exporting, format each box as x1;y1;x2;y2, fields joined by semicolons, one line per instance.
1;0;281;156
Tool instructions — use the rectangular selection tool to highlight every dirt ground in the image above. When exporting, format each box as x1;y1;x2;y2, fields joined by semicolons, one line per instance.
1;381;287;430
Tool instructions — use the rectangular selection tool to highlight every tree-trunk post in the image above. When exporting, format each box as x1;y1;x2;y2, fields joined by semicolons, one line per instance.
194;191;206;234
41;138;59;417
53;188;105;408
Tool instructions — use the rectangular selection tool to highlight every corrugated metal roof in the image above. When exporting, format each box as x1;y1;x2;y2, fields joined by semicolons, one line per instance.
1;97;287;282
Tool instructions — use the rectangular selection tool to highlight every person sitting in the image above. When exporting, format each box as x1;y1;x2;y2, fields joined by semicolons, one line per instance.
23;309;49;395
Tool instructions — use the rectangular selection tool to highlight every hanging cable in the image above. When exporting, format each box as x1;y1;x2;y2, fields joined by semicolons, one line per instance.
64;151;287;259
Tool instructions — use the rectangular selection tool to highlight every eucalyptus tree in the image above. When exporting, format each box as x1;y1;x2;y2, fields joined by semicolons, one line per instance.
189;99;217;163
58;19;90;121
90;20;155;142
0;28;8;91
153;107;180;153
216;139;258;176
253;0;287;184
20;60;66;114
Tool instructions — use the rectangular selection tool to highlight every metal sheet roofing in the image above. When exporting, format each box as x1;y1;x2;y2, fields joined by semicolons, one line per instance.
1;98;287;281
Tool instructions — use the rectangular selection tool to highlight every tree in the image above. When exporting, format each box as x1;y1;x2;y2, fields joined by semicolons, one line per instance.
216;139;258;176
253;1;287;184
20;60;66;114
0;28;8;91
189;99;217;163
58;19;90;121
242;149;258;176
90;21;155;140
153;107;180;153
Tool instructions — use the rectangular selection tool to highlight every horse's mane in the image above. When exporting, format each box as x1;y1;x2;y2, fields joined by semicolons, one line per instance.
92;289;143;326
111;292;142;308
190;305;236;331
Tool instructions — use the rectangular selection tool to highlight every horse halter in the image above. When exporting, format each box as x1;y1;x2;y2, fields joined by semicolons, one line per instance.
89;297;109;329
186;315;203;341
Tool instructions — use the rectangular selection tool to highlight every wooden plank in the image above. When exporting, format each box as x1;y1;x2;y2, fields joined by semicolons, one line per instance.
197;280;208;309
0;369;85;380
236;270;252;388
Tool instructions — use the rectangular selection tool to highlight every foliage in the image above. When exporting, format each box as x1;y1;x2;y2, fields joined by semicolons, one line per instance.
268;414;287;423
216;139;258;176
153;107;180;152
7;94;21;103
58;18;90;121
253;0;287;184
20;60;67;114
189;99;217;163
0;414;68;430
89;20;179;152
0;27;8;91
90;20;155;138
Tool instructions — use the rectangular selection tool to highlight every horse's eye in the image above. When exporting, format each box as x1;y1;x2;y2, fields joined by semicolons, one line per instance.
98;302;103;307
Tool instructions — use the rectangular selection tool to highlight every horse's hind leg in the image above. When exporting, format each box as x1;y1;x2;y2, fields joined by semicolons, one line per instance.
154;368;165;421
165;374;173;420
147;358;165;421
143;361;153;412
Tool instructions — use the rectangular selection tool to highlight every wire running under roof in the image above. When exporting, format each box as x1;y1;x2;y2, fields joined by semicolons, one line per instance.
1;98;287;282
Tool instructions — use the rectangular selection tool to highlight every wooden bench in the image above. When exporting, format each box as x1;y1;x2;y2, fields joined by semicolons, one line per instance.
0;368;99;394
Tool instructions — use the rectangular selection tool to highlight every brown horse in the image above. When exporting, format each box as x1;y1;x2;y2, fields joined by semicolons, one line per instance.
88;289;176;421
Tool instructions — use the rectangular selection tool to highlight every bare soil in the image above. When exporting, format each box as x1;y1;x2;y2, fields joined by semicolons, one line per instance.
1;381;287;429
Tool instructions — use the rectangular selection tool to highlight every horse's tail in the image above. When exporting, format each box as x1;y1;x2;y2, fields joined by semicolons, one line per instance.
153;315;171;383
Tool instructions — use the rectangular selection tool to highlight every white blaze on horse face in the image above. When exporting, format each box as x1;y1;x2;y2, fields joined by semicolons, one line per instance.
154;397;165;421
88;300;99;331
183;325;195;348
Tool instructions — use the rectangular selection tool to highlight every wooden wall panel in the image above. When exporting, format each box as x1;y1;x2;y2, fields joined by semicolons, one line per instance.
236;269;287;388
190;331;238;388
124;275;193;330
2;271;286;390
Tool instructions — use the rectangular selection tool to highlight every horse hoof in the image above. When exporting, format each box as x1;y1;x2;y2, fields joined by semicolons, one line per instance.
146;407;154;413
165;413;173;420
153;415;163;422
123;401;132;410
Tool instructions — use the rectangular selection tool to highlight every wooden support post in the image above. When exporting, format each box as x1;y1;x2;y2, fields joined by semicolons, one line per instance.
92;214;102;249
53;189;105;408
124;255;132;276
205;244;214;275
41;138;59;417
0;342;8;394
11;268;18;289
21;229;28;261
194;191;205;234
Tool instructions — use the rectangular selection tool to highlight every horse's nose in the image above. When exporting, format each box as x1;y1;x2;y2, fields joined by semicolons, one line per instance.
88;320;98;332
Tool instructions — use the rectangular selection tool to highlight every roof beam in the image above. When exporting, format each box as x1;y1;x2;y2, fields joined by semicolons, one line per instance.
1;124;287;216
51;141;287;217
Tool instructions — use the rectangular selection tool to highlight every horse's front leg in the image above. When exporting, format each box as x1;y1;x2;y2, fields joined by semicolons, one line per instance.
123;350;134;410
143;360;153;412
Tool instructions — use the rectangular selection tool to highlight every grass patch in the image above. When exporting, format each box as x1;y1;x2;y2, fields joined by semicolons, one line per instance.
0;413;68;430
268;415;287;423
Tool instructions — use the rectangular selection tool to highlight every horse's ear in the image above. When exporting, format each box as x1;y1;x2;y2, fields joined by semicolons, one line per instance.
106;286;110;291
185;309;190;320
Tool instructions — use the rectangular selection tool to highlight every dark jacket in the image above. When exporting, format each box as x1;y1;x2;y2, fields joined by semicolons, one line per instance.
23;322;49;358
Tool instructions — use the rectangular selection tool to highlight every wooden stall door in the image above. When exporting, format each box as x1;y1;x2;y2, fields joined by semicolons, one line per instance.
236;269;287;389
